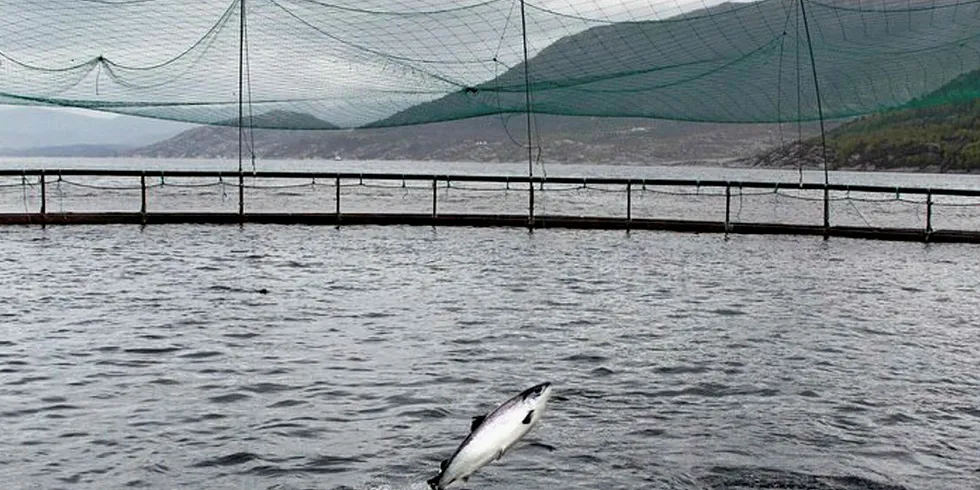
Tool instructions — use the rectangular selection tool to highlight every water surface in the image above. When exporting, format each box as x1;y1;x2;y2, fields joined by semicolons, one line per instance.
1;225;978;489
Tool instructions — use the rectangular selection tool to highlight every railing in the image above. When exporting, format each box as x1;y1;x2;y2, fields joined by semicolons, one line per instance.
1;169;979;243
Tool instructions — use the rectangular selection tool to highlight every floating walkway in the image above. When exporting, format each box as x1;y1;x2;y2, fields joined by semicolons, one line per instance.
1;169;979;243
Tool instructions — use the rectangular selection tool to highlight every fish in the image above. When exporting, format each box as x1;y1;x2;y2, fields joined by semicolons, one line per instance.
426;381;553;490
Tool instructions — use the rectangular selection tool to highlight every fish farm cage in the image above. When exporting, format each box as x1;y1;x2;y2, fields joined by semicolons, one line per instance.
2;169;979;243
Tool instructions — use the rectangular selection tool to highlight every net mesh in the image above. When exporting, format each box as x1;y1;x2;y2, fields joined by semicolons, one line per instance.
1;0;979;129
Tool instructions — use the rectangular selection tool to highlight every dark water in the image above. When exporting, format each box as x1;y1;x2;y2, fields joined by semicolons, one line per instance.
1;225;978;490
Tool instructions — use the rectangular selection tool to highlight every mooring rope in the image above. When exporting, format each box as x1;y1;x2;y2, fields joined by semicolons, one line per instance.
57;178;159;190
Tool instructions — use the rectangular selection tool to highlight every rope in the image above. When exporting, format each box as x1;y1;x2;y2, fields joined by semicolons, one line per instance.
930;199;980;207
446;184;520;192
141;180;214;189
639;187;728;197
21;174;29;214
56;177;64;213
242;181;317;189
845;198;879;230
0;179;35;188
735;185;745;222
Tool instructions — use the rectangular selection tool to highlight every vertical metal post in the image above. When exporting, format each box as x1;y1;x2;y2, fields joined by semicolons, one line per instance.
432;178;438;218
335;176;341;220
519;0;534;230
140;173;147;226
238;0;246;224
626;181;632;228
39;170;46;219
238;173;244;220
725;182;731;234
528;176;535;228
925;189;933;242
800;0;831;240
823;185;830;240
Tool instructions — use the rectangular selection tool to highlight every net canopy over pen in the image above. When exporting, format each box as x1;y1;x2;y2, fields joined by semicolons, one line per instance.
1;0;979;129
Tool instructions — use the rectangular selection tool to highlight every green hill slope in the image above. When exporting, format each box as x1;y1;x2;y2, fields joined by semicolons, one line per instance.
369;0;978;128
747;69;980;172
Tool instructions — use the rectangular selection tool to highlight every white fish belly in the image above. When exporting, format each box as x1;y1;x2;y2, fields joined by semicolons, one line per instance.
442;414;530;485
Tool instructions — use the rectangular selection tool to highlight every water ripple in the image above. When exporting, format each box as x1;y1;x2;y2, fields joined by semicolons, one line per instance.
1;226;978;489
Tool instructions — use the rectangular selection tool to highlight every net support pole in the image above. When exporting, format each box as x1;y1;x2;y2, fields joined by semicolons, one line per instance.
432;178;438;218
140;173;147;226
335;176;341;221
822;184;829;239
725;182;732;235
519;0;534;229
626;182;632;229
528;176;535;227
925;189;933;242
238;174;244;220
798;0;830;240
237;0;245;223
39;170;46;222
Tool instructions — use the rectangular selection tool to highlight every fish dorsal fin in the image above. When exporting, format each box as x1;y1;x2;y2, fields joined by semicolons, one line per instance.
440;458;449;471
470;414;487;432
522;410;534;425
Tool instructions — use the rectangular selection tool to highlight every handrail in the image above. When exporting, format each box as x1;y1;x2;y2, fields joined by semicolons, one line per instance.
1;168;979;197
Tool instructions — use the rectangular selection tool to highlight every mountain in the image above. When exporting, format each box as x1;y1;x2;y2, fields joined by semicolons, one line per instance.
0;107;195;151
140;0;948;163
133;1;834;162
367;0;958;129
133;113;816;163
743;69;980;173
4;0;973;166
213;110;340;130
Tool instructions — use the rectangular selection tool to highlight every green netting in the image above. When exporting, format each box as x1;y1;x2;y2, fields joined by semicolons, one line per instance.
1;0;979;129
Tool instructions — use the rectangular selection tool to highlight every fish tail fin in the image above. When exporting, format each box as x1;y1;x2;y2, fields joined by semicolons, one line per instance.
426;475;442;490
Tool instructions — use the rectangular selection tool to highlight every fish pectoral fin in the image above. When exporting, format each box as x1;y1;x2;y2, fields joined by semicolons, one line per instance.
462;476;469;482
470;414;487;432
426;475;442;490
522;410;534;424
495;448;506;461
